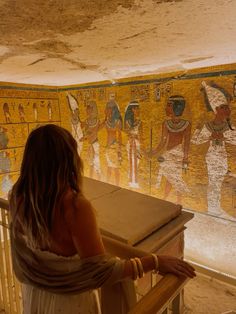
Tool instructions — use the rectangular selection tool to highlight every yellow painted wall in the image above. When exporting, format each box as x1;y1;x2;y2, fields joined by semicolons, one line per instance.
0;83;59;199
59;63;236;220
1;63;236;221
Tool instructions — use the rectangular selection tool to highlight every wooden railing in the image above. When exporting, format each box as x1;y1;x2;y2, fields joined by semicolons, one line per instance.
0;198;188;314
0;199;22;314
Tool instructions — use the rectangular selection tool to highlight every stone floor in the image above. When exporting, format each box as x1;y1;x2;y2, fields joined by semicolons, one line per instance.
184;273;236;314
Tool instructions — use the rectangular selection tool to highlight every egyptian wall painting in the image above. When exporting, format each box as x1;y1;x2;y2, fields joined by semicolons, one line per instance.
0;86;60;199
60;66;236;221
1;64;236;222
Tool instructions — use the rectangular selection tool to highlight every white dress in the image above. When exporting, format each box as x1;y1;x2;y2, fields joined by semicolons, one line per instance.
22;249;101;314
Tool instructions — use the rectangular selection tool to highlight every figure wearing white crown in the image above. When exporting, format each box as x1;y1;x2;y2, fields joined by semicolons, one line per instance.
192;81;236;218
79;100;103;180
67;93;83;155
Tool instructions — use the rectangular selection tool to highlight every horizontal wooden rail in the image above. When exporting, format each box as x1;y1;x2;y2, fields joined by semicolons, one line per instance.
102;234;188;314
129;274;188;314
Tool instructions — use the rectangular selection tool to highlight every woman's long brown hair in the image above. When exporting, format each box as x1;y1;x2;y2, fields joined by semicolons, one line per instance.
10;124;83;247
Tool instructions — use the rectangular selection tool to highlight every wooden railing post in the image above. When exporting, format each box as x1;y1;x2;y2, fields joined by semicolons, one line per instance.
0;198;22;314
128;274;188;314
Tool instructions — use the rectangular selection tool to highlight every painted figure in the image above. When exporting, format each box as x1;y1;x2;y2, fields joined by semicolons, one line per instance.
149;95;191;203
124;101;143;189
80;100;102;180
0;126;8;149
0;151;11;173
47;102;52;121
3;103;11;123
104;99;122;186
1;174;13;199
18;104;26;122
155;85;161;101
192;81;236;218
33;103;38;121
67;93;83;155
233;79;236;97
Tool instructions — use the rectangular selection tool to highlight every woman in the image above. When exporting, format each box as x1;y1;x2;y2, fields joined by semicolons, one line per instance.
9;124;195;314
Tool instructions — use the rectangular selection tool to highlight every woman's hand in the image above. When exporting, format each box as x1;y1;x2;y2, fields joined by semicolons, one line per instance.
158;255;196;278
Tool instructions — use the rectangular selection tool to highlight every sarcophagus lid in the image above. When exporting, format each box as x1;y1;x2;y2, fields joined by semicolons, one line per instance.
83;177;181;245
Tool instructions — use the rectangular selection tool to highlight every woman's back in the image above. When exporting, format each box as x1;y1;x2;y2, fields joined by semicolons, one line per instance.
42;189;78;257
20;189;101;314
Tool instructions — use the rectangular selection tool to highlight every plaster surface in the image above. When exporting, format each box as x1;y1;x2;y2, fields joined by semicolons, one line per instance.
185;274;236;314
0;0;236;85
185;211;236;278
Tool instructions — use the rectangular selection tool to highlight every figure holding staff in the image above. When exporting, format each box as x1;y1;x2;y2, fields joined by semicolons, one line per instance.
124;101;143;189
104;99;122;186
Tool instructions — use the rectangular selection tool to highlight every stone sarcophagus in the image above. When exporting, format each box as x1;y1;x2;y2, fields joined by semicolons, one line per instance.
83;177;194;312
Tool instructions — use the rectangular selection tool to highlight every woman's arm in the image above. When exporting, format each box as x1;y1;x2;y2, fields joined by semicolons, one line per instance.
64;194;105;258
64;193;196;279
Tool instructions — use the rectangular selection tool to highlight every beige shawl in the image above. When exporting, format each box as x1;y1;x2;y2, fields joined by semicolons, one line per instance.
10;228;137;314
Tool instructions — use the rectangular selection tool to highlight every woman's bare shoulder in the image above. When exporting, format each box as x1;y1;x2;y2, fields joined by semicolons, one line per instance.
62;189;105;258
63;189;92;210
62;190;94;227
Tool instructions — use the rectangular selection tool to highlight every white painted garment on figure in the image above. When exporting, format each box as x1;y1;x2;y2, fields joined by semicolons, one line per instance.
156;144;189;194
126;139;140;188
71;122;83;155
191;124;236;215
88;141;101;175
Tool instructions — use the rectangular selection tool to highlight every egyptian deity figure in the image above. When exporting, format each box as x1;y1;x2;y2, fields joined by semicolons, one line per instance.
149;96;191;204
47;102;52;121
80;101;102;180
124;101;143;189
67;93;83;155
0;151;11;174
3;103;11;123
33;103;38;122
1;174;13;199
192;81;236;219
104;99;122;186
18;104;26;122
0;126;8;149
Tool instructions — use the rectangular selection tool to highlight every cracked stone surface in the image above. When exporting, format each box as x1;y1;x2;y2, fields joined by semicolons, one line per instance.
0;0;235;85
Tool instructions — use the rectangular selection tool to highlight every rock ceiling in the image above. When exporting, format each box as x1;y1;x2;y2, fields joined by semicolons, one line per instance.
0;0;235;86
